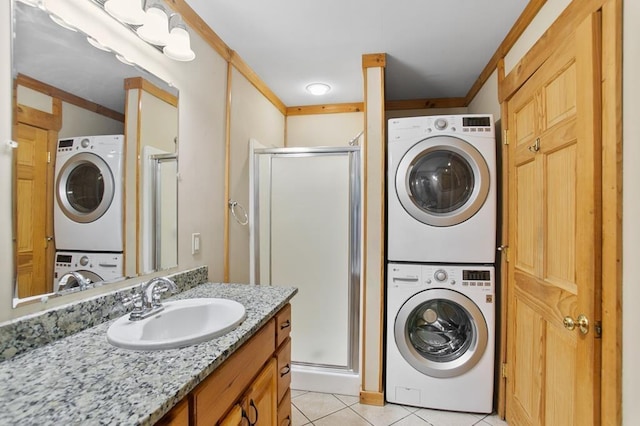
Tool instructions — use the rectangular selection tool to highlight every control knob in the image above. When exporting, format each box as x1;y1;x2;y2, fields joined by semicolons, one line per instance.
434;269;448;282
79;256;90;266
434;118;448;130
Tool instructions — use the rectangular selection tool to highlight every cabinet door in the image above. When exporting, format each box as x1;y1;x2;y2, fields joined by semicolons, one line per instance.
219;404;245;426
245;358;277;426
156;399;189;426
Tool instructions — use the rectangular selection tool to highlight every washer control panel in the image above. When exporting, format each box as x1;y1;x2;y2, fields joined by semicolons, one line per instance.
388;263;494;291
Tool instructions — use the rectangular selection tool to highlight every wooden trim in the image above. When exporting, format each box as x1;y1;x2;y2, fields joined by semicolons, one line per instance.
600;0;622;424
231;51;287;115
286;103;364;116
360;60;370;397
359;390;384;406
377;66;386;395
16;74;124;123
14;104;61;132
223;62;233;283
500;0;609;103
385;97;466;111
124;77;178;107
362;53;386;69
465;0;547;104
134;88;143;276
165;0;233;62
496;57;509;421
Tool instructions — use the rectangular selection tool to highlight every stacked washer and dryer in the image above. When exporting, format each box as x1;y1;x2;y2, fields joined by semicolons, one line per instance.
53;135;125;292
386;115;497;413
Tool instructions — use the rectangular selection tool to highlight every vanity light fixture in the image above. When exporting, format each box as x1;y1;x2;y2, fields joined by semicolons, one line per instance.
305;82;331;96
115;54;135;66
104;0;146;25
163;14;196;61
136;0;170;46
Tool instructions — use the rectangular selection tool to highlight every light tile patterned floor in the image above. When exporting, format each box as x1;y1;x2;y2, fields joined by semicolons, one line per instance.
291;390;509;426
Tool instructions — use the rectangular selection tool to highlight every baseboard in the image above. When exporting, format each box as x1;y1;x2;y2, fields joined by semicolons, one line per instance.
359;389;385;406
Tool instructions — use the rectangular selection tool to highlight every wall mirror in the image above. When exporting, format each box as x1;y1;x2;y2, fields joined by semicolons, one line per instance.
11;0;179;305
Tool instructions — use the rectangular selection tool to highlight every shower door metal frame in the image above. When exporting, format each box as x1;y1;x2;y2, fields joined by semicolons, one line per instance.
251;146;361;373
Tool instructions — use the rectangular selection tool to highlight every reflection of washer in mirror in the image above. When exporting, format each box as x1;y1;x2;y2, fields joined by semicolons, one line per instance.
53;135;124;253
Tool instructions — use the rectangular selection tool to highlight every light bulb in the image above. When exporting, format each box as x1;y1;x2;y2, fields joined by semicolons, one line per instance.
137;7;170;46
164;27;195;61
104;0;146;25
306;83;331;96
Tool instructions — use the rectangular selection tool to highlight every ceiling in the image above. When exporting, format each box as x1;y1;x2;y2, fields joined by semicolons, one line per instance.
184;0;529;106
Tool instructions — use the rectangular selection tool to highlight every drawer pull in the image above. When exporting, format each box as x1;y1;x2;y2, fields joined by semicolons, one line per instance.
280;415;291;426
249;399;259;425
280;364;291;377
241;408;251;426
280;320;291;330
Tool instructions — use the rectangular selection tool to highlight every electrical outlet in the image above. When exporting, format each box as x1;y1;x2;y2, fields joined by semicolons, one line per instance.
192;233;201;255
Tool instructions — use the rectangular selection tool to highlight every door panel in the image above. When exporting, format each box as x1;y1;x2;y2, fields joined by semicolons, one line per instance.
15;123;51;297
506;11;601;426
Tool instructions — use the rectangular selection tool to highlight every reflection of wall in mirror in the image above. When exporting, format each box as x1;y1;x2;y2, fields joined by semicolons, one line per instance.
123;78;178;277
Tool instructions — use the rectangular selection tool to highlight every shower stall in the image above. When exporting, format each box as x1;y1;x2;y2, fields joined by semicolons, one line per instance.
250;145;361;395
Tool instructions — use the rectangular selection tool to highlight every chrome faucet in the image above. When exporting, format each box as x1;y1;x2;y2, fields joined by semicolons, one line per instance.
57;271;91;292
127;277;178;321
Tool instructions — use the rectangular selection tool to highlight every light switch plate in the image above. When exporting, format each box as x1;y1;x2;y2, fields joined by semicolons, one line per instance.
192;233;201;255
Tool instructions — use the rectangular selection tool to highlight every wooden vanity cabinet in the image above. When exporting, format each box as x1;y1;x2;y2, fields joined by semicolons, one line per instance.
156;304;292;426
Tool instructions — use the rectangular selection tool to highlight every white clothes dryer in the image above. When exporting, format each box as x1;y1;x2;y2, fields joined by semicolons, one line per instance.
54;135;124;252
386;263;495;413
388;115;497;264
53;251;124;292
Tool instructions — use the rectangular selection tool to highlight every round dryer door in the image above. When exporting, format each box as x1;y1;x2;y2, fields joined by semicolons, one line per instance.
56;152;115;223
395;136;490;226
394;288;488;378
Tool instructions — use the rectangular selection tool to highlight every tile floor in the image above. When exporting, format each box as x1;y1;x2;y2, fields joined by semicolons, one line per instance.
290;390;508;426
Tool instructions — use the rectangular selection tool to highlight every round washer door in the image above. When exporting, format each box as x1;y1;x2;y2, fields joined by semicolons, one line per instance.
395;136;490;226
394;288;488;378
56;152;115;223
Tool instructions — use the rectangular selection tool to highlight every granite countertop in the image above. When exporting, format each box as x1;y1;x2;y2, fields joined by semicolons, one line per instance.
0;283;297;425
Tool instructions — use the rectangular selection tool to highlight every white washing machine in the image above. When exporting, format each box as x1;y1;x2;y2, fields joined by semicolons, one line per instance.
386;263;495;413
54;135;124;252
388;115;497;264
53;251;124;292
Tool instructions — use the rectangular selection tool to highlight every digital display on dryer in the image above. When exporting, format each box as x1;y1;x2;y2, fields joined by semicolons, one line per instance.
58;139;73;148
463;270;491;281
462;117;491;127
56;254;72;263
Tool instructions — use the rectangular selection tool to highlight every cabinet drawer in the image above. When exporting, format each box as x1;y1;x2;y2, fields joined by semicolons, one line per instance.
277;389;292;426
192;319;275;425
275;304;292;348
275;337;291;403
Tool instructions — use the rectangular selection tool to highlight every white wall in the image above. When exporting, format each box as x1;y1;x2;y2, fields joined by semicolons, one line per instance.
0;0;231;321
622;0;640;422
228;68;285;283
467;70;500;119
385;107;468;120
286;112;364;148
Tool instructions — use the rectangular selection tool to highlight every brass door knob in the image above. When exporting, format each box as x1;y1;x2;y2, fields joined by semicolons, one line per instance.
563;314;589;335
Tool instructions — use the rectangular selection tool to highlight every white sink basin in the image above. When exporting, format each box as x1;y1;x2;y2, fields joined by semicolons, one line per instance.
107;298;246;350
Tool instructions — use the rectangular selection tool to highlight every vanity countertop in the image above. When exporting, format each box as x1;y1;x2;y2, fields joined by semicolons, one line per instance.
0;283;297;425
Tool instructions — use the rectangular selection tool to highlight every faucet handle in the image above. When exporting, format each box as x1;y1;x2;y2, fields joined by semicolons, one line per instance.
119;292;142;310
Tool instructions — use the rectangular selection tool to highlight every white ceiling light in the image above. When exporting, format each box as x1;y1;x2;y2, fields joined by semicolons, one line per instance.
306;83;331;96
104;0;146;25
163;14;195;61
137;0;170;46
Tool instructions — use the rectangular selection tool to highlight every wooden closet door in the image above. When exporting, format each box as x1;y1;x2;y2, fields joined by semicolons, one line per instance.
505;11;601;426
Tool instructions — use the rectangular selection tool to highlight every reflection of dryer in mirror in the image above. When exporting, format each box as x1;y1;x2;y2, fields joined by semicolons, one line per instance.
53;251;124;292
54;135;124;252
387;115;497;264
